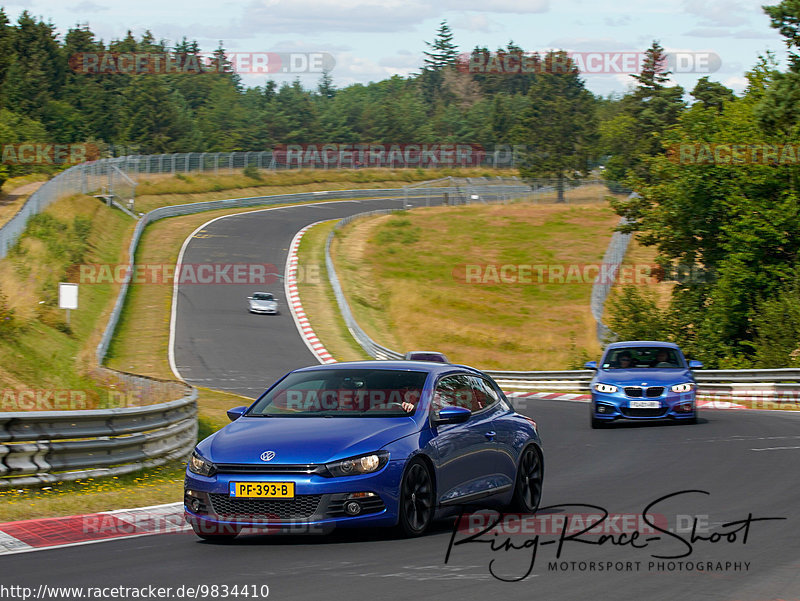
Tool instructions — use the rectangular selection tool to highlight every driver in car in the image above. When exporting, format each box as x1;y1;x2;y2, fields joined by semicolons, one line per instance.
652;349;676;367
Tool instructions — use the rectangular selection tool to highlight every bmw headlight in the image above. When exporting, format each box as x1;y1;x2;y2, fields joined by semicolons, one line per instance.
594;383;618;393
188;450;216;476
671;383;695;393
325;452;389;477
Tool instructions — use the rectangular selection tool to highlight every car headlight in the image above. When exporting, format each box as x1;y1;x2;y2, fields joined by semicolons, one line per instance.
671;383;695;393
594;383;618;393
188;450;216;477
325;452;389;477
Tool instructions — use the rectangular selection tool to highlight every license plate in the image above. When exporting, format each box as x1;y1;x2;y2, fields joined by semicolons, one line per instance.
630;400;660;409
230;482;295;498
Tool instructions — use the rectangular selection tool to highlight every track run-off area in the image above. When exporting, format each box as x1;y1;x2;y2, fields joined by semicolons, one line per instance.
2;196;798;601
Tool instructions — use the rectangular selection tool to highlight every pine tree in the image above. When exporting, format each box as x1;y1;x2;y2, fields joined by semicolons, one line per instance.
513;51;598;201
423;20;458;70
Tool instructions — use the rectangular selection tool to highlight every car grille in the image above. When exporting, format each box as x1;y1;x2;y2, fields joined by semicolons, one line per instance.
208;494;322;520
624;386;665;398
619;407;668;418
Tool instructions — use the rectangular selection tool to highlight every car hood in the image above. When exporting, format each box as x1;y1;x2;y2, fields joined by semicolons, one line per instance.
595;368;694;386
200;416;420;465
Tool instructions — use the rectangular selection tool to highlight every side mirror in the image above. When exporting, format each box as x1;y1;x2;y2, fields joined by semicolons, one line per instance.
227;406;248;421
432;405;471;425
247;296;253;300
689;360;703;369
584;361;597;370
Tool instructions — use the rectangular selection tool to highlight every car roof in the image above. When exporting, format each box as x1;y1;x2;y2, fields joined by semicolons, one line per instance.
291;360;484;377
604;341;681;350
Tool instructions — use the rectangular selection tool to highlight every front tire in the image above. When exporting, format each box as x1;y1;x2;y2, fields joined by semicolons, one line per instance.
397;459;434;537
591;416;607;429
507;445;543;513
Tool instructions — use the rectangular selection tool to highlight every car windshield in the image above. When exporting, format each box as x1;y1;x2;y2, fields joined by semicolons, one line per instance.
407;353;447;363
247;368;429;417
252;293;273;301
602;347;685;369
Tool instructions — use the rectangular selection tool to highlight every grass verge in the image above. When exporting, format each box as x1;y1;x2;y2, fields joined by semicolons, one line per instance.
0;461;186;522
329;201;621;370
295;220;371;362
0;194;135;400
133;167;517;213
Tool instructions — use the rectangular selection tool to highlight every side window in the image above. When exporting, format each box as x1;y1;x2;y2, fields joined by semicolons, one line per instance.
471;376;500;411
433;375;474;412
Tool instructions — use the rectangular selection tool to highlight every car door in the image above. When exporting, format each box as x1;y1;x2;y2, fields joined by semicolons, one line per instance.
429;374;504;505
479;376;523;489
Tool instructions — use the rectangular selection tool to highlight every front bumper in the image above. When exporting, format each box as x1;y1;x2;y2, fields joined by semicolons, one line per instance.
184;459;405;532
591;389;696;422
249;307;278;314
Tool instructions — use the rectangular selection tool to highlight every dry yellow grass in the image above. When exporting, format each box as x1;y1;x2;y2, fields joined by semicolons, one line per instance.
330;201;623;370
133;167;518;213
0;175;49;229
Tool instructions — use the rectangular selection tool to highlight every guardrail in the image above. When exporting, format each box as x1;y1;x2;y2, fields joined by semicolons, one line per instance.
0;389;197;488
322;206;800;402
485;368;800;396
3;181;534;488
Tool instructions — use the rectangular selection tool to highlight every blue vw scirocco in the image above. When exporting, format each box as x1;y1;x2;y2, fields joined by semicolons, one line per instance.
184;360;543;540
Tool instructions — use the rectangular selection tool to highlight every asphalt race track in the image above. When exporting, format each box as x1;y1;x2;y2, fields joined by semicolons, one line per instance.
171;197;420;397
2;403;799;600
3;197;799;600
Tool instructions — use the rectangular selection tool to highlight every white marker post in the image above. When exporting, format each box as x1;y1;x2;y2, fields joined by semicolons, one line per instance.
58;283;78;325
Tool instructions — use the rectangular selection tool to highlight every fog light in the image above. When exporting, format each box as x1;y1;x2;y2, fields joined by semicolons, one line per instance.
597;405;608;414
344;501;362;516
191;498;202;512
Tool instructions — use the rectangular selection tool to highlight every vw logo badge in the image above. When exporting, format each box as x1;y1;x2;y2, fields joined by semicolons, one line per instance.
260;450;276;462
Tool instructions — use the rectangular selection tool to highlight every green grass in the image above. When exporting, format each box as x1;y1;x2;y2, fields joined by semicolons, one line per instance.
0;194;135;401
0;461;186;522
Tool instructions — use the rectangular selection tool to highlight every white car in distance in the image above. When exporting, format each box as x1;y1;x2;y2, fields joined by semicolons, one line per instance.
247;292;279;315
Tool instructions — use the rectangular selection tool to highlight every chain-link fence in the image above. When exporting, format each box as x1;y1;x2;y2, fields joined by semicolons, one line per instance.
0;151;532;261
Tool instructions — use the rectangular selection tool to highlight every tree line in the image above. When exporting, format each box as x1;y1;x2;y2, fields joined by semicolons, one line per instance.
0;6;798;367
606;1;800;368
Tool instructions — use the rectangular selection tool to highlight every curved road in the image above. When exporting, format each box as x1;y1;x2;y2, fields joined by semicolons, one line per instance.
3;197;799;600
2;404;799;599
172;197;414;397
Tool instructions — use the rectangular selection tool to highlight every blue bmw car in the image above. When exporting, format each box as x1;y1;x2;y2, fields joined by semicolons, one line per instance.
184;360;543;540
585;341;703;429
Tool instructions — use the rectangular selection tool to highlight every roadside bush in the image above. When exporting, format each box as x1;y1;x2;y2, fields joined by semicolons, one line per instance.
0;288;17;340
243;165;263;180
606;286;670;343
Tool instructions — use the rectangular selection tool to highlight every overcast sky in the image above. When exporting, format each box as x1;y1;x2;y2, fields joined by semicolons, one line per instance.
5;0;790;96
